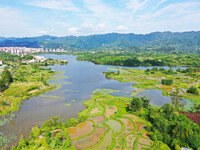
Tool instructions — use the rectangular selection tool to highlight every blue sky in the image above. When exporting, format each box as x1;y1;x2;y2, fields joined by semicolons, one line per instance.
0;0;200;37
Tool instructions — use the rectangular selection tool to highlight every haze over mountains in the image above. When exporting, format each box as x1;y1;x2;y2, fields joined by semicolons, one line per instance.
0;31;200;51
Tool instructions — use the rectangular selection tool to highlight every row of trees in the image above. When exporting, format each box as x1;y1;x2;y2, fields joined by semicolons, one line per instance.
76;52;200;67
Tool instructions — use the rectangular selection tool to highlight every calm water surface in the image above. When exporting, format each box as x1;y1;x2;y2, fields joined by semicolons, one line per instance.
0;54;188;147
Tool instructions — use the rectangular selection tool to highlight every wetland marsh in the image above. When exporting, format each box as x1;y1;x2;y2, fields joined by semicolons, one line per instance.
0;54;190;147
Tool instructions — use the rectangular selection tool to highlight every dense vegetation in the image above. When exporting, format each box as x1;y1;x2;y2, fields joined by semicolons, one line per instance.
1;31;200;51
127;97;200;150
0;70;13;92
76;52;200;67
10;115;86;150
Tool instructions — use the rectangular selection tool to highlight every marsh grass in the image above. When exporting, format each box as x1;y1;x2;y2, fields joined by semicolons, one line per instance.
40;95;65;99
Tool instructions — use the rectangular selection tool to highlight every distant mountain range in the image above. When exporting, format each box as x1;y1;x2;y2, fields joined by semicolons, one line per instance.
0;31;200;51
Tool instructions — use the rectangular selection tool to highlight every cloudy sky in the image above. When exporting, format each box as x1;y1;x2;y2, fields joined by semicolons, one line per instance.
0;0;200;37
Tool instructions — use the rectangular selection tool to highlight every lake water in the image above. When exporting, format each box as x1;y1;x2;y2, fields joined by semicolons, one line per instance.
0;54;188;147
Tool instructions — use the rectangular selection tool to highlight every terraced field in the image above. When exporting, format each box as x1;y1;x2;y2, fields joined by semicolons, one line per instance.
67;90;153;150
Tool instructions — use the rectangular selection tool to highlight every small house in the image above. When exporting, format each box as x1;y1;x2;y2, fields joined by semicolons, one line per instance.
0;60;4;65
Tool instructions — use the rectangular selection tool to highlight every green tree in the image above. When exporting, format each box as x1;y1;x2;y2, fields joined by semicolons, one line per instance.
187;86;199;95
30;127;40;139
171;88;184;110
18;136;27;149
1;70;13;86
54;132;62;148
128;97;143;112
161;79;173;85
141;96;150;108
0;79;7;92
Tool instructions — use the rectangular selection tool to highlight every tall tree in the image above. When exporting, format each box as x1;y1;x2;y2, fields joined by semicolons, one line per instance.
171;88;184;110
1;70;13;86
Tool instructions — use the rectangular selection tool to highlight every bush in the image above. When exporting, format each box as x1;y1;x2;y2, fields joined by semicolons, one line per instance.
128;97;143;111
161;79;173;85
187;86;199;95
175;144;181;150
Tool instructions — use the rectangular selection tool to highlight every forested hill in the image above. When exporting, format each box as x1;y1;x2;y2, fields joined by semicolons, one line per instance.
0;31;200;51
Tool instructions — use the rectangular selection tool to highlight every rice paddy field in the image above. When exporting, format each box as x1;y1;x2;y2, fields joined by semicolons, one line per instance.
64;90;170;150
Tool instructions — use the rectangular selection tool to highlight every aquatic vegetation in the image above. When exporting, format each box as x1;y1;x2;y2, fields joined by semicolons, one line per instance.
65;103;71;106
104;67;200;111
40;95;65;99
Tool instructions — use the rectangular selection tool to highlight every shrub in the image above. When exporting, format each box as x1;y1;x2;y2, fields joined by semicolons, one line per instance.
128;97;143;111
161;79;173;85
175;144;181;150
187;86;199;95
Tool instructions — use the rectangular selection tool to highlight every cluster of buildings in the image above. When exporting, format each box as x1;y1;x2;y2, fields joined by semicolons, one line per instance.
0;47;43;56
22;56;47;64
0;47;66;56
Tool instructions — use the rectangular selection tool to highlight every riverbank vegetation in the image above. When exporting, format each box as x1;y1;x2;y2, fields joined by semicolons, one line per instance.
0;65;56;117
76;52;200;67
0;53;68;117
104;67;200;112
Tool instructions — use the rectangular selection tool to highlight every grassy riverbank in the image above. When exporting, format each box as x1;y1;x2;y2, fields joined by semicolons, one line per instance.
0;64;57;117
104;67;200;111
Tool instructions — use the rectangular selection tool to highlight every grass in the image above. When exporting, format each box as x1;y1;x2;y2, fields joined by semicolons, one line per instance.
0;64;58;117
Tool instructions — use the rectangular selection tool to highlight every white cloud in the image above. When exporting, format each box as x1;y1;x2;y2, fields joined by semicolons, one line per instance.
0;7;31;37
39;30;48;34
50;28;55;33
80;23;105;32
82;0;127;22
128;1;200;33
68;27;78;34
123;0;150;14
117;25;128;31
26;0;80;11
157;0;167;6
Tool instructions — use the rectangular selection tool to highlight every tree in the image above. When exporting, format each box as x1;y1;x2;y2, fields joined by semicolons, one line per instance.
167;67;174;74
171;88;184;110
128;97;143;112
1;70;13;86
31;127;40;139
161;79;173;85
54;132;62;147
18;136;27;149
0;79;7;92
187;86;199;95
141;96;150;108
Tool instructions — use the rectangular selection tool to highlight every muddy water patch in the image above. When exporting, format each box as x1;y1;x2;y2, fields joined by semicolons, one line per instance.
106;119;122;135
71;126;107;149
68;121;93;139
